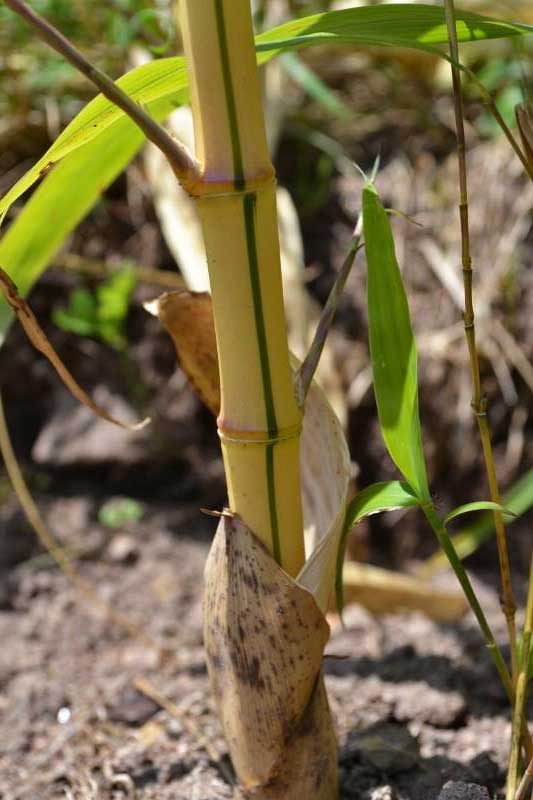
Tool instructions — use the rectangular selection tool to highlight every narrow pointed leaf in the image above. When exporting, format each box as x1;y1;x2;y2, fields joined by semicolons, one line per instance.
0;61;186;226
0;121;144;343
445;501;516;525
1;6;531;232
256;5;532;58
363;181;429;500
335;481;421;614
421;470;533;574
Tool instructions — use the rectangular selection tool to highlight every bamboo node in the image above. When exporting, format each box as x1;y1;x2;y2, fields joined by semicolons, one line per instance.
190;167;276;199
218;421;302;446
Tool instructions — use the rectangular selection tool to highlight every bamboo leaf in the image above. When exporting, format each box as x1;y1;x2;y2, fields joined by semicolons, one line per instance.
345;481;420;529
1;6;531;232
0;121;144;344
335;481;421;615
362;181;429;501
445;501;516;524
256;4;532;57
420;469;533;574
0;61;185;226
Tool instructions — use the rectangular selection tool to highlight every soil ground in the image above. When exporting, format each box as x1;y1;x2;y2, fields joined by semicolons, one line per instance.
0;501;529;800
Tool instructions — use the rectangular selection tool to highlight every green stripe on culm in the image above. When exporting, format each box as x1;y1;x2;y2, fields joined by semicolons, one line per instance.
242;192;281;564
213;0;245;190
243;192;277;436
266;444;281;565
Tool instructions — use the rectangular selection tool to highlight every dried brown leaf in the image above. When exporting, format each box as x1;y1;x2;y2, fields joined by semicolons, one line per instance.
341;561;467;622
0;267;149;431
144;290;220;415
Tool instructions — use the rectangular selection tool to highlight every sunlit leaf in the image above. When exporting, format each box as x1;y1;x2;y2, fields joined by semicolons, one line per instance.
362;181;429;500
0;61;185;225
1;5;531;229
335;481;421;614
420;469;533;574
444;501;516;524
0;121;144;343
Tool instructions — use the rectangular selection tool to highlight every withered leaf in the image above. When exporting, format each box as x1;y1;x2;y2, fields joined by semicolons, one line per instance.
144;291;220;416
0;267;149;431
340;561;467;622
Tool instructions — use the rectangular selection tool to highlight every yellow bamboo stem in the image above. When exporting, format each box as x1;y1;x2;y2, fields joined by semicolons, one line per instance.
177;0;305;576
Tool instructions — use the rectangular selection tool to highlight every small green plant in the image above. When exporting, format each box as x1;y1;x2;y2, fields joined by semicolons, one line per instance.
98;496;143;529
52;264;136;349
0;1;532;798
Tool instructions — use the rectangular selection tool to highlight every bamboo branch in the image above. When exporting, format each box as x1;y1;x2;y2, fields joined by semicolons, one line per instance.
4;0;199;190
422;503;533;759
440;53;533;183
296;233;362;405
443;0;519;685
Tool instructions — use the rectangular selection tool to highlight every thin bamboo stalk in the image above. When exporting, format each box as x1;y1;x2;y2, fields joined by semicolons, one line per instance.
443;0;519;684
178;0;305;576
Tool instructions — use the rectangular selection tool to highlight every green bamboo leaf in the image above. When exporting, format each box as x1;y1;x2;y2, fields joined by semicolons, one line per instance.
335;481;420;614
256;4;532;58
445;501;517;524
362;181;429;500
0;120;144;343
420;469;533;575
0;59;186;226
0;4;530;346
1;6;531;225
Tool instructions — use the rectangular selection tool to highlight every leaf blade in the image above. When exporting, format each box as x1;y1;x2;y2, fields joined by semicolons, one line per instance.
255;4;533;57
419;469;533;575
1;5;531;228
335;481;421;615
362;181;429;500
445;501;516;524
0;119;144;343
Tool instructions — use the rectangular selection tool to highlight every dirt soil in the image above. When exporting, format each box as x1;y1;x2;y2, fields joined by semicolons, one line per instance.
0;493;528;800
